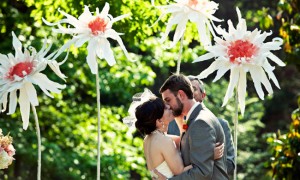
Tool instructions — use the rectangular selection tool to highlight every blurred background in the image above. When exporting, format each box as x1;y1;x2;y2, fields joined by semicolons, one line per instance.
0;0;299;179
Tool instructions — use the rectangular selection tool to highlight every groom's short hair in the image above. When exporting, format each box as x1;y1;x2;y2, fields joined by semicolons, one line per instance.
159;74;193;99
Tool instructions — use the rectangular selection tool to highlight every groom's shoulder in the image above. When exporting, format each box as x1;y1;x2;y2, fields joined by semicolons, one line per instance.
193;108;224;133
196;107;218;123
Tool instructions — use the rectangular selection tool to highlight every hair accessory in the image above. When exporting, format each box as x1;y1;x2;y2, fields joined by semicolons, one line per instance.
122;88;155;129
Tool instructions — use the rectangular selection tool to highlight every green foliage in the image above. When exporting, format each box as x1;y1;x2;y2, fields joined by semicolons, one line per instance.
276;0;300;68
245;7;274;29
265;95;300;179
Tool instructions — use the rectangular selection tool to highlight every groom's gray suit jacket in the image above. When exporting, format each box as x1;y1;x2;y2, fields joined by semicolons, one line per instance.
170;104;229;180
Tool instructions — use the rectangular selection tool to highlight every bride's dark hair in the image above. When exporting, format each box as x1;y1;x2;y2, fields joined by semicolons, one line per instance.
135;97;165;135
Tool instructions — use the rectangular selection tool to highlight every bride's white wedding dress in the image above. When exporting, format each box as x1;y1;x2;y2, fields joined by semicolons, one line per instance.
150;161;174;178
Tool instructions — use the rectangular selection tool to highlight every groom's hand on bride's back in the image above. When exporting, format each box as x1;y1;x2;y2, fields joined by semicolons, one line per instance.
214;142;224;160
152;169;167;180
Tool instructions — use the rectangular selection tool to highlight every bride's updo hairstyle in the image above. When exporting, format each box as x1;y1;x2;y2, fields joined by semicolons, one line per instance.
135;97;165;135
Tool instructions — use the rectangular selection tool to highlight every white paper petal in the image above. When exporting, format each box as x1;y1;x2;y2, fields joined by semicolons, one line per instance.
222;67;239;107
48;60;67;81
31;73;65;97
196;19;211;46
12;32;22;55
24;82;39;106
37;39;51;58
8;90;17;115
236;7;242;20
100;3;110;17
258;67;273;95
0;54;10;67
249;66;265;100
111;14;130;24
261;41;282;51
262;61;280;88
207;21;218;40
52;38;77;60
171;18;188;47
237;68;247;116
105;29;131;61
86;40;99;74
213;62;231;82
78;6;93;21
6;81;23;93
267;52;286;67
19;88;31;130
160;13;183;44
74;36;90;48
59;10;81;27
227;20;235;36
193;53;215;63
99;38;116;66
198;60;220;79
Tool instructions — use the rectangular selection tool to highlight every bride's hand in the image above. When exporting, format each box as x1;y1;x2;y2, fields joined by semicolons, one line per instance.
214;142;224;160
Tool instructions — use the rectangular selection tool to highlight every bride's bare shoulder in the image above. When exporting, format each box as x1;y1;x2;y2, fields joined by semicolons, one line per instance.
144;133;173;147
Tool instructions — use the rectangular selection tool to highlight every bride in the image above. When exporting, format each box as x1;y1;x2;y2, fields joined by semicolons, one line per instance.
123;89;223;178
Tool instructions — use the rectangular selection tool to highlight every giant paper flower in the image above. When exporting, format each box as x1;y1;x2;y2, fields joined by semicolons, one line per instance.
43;3;130;74
0;32;66;130
154;0;222;48
193;7;285;115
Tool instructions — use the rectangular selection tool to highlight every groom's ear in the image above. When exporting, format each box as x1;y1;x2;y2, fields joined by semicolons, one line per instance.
177;90;186;100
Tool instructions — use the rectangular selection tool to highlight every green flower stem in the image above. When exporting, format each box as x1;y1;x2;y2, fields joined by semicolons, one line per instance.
233;90;238;180
96;69;101;180
32;105;41;180
176;32;185;75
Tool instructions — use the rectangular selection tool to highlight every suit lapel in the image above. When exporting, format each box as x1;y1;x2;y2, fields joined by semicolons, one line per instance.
180;104;203;158
187;103;203;126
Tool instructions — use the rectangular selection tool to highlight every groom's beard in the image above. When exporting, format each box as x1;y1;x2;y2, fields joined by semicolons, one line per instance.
172;97;183;117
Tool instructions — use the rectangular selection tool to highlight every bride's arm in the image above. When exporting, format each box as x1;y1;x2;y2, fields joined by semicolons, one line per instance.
160;136;186;175
166;134;180;149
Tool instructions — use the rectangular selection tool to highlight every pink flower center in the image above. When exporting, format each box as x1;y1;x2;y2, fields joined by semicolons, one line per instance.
6;61;34;80
188;0;199;6
227;40;258;64
88;17;108;35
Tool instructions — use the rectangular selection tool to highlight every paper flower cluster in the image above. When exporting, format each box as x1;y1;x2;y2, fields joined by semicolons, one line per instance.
0;129;15;169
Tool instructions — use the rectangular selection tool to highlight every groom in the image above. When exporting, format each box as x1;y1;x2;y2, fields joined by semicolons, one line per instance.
159;74;228;179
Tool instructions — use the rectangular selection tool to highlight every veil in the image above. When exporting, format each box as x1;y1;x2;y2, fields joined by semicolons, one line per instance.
122;88;155;128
